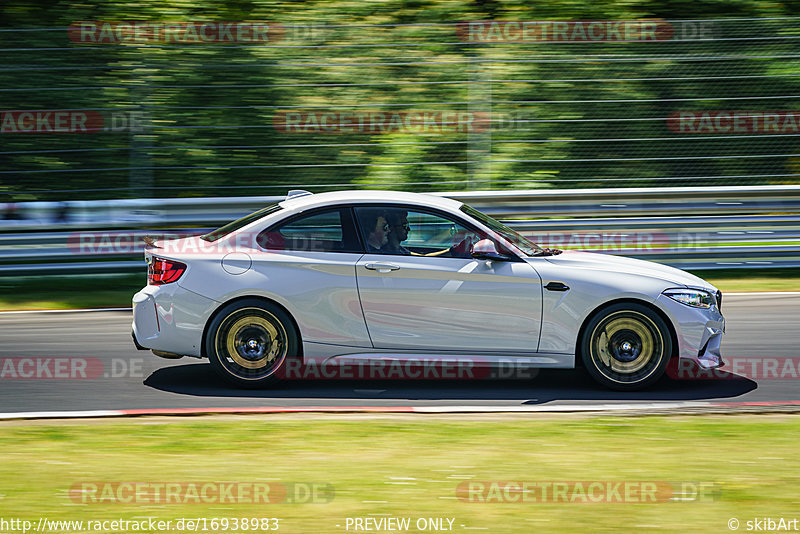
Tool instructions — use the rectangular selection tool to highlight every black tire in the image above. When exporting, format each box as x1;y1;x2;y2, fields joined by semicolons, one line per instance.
205;298;298;388
580;303;673;391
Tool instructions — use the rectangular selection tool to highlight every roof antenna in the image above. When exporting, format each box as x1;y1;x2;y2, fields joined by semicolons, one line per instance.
286;190;313;200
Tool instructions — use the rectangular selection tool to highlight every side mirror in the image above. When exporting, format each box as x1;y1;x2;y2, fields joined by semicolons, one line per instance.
471;239;511;261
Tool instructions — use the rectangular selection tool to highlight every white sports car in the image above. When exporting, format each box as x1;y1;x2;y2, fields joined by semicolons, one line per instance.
131;190;725;390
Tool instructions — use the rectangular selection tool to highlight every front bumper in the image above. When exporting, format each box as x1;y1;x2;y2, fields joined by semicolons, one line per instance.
656;293;725;369
132;282;219;358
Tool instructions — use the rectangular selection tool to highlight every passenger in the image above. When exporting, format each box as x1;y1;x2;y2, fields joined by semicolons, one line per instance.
382;209;411;255
361;209;391;253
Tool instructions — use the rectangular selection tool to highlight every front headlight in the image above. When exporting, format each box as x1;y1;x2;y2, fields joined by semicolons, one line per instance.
663;288;715;309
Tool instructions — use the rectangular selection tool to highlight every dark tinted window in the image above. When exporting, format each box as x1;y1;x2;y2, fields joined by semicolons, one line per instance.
201;204;281;243
354;206;492;259
258;208;362;253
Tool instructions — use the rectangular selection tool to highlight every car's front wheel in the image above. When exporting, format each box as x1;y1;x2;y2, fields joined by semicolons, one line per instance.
580;303;673;391
206;299;298;388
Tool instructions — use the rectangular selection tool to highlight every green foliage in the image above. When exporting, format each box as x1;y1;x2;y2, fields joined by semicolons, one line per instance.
2;1;800;200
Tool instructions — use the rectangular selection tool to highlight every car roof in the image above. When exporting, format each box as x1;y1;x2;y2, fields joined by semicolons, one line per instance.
278;190;464;213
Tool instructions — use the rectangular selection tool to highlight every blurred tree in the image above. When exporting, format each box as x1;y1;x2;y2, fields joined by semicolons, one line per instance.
1;0;799;200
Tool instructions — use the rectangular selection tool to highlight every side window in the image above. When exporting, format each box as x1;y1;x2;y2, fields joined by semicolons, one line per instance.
354;207;490;258
258;208;362;253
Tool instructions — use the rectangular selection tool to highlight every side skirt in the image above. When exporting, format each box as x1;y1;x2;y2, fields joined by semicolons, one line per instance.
301;341;574;369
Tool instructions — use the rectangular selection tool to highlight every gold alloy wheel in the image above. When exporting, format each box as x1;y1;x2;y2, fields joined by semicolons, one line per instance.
589;310;664;384
215;307;287;378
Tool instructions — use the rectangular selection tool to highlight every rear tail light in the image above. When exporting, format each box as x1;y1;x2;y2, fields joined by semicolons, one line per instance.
148;256;186;285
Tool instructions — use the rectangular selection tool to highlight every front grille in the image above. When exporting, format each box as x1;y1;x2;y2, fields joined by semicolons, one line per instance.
716;290;723;311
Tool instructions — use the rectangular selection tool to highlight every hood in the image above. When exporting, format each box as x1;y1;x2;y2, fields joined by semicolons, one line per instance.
535;250;716;290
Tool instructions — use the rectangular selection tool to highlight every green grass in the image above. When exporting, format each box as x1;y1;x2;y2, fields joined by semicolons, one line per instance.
0;274;144;310
0;268;797;311
688;268;800;292
0;414;798;533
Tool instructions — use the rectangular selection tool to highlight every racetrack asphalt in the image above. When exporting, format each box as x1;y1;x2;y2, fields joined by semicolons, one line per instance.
0;294;797;415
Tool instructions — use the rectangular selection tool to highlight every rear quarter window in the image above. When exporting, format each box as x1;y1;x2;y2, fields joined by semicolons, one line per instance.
258;208;362;253
202;204;281;243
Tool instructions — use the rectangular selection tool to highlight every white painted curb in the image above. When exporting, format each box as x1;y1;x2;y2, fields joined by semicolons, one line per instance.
3;400;799;421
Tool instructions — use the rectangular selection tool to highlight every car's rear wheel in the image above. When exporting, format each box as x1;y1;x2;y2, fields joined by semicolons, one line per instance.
206;299;298;388
580;303;672;391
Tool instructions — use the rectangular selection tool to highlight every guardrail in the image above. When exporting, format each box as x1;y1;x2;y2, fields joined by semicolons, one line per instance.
2;186;800;275
4;185;800;227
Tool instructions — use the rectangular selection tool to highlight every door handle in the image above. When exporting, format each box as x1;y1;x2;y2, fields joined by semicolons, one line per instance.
364;263;400;273
544;281;570;292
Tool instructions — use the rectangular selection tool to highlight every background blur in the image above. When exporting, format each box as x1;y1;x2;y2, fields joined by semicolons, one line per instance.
2;1;800;284
3;1;800;201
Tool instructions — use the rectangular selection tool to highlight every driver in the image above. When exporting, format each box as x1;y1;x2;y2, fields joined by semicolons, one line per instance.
381;209;411;255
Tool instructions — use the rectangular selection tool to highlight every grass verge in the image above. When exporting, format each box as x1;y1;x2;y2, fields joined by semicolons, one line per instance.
0;414;797;533
0;268;797;311
687;268;800;292
0;274;144;310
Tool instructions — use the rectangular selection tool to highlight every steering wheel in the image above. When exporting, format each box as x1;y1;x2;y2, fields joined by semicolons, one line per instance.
450;230;479;258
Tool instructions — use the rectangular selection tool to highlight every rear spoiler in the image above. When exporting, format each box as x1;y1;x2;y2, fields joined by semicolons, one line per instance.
142;235;160;248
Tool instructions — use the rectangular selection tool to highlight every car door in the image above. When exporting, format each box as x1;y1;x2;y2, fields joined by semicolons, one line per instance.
254;207;371;347
353;206;543;352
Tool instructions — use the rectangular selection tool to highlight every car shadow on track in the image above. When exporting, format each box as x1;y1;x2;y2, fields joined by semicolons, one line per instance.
143;361;757;403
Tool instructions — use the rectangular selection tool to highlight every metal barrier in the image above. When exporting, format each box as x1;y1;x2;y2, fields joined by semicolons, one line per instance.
4;185;800;227
2;186;800;275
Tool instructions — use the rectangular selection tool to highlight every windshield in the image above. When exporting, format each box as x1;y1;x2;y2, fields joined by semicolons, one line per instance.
460;204;543;257
201;204;282;242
